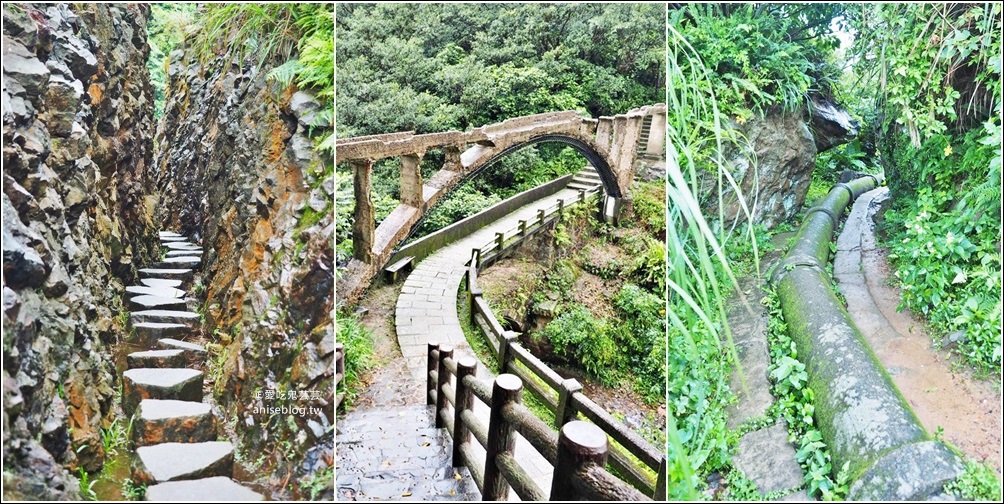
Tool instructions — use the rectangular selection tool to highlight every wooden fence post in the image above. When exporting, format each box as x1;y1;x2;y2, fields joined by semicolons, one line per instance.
655;455;668;500
498;331;517;373
550;420;609;501
452;357;478;467
519;219;527;236
495;232;504;250
427;342;439;405
537;208;545;224
483;374;522;501
554;378;582;428
436;345;453;428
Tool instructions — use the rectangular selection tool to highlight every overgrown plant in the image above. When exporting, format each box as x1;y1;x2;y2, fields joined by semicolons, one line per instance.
334;312;374;407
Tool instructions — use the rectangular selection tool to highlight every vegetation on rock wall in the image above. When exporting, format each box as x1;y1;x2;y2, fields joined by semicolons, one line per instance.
847;3;1002;375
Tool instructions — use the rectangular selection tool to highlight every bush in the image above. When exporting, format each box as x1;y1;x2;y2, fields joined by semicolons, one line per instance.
335;312;374;406
537;304;621;385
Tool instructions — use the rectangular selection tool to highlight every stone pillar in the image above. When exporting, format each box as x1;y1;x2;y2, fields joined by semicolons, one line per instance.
351;159;376;263
645;111;666;157
596;117;614;151
442;144;462;172
610;114;644;197
400;152;423;207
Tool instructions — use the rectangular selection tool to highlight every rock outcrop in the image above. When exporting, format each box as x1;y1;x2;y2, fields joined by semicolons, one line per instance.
153;39;334;496
708;100;858;229
2;3;157;499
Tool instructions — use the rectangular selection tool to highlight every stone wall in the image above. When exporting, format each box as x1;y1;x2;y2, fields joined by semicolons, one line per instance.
2;3;157;499
153;42;334;494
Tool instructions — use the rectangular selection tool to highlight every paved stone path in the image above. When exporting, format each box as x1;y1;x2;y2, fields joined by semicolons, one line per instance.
122;231;263;500
336;357;479;501
835;187;1003;474
724;240;810;501
388;169;602;498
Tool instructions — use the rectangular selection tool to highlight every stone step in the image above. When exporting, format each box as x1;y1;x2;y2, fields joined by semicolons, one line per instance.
133;441;233;485
164;242;200;250
154;257;201;269
145;477;263;501
158;338;207;355
128;295;189;311
133;399;216;446
165;250;203;257
159;231;184;239
132;322;189;339
139;268;193;279
126;285;187;298
160;236;188;242
130;310;199;325
123;368;203;413
127;349;187;369
140;278;184;288
566;181;598;191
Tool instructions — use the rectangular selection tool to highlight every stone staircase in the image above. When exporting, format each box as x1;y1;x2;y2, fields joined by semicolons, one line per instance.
337;404;479;501
565;165;603;192
122;231;263;501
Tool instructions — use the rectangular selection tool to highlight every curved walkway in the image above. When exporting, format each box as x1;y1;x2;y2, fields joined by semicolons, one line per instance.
835;187;1002;474
392;177;602;498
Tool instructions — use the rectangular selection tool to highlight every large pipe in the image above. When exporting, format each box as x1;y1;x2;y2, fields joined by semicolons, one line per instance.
772;175;963;500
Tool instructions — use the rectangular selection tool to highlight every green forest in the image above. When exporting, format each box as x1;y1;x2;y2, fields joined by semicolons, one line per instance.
334;3;664;266
668;3;1001;501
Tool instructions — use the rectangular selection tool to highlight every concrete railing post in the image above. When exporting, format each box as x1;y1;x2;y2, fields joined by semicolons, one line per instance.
452;357;478;466
483;374;522;501
400;152;424;207
350;159;376;263
436;345;453;429
550;421;609;500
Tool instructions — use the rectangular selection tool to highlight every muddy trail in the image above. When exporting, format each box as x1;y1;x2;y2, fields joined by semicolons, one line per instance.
835;187;1002;475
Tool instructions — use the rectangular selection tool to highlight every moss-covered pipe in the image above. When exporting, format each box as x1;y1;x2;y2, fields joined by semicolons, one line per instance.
773;175;963;500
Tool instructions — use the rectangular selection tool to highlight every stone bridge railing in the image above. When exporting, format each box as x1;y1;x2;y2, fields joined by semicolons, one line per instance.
336;104;666;305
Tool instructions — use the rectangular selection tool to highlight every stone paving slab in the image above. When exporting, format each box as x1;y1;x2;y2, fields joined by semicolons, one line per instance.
164;242;201;250
134;399;215;445
733;422;805;496
131;310;200;325
128;295;189;311
127;349;187;369
165;250;203;257
139;268;193;280
126;285;186;298
140;278;184;288
123;368;203;413
145;477;263;501
134;441;233;484
132;322;189;340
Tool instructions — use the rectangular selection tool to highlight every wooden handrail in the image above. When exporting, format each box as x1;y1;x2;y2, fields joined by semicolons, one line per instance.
427;343;652;501
455;189;667;498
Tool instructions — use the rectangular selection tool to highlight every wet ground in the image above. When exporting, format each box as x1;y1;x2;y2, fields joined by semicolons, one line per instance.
836;187;1002;475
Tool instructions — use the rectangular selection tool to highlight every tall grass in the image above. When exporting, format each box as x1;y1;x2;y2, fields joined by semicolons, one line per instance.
666;23;762;498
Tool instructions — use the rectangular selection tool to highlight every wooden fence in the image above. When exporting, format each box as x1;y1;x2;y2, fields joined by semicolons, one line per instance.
437;185;667;499
427;344;653;501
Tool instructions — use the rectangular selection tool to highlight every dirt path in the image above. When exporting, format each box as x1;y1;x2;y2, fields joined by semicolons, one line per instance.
835;187;1002;475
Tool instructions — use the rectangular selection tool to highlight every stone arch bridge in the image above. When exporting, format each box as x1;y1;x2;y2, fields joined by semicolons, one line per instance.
337;104;666;303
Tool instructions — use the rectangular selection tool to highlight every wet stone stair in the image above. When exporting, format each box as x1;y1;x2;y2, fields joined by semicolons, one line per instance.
122;231;263;501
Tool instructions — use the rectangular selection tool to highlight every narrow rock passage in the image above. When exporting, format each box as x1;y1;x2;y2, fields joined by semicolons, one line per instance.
122;231;264;500
835;187;1003;475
